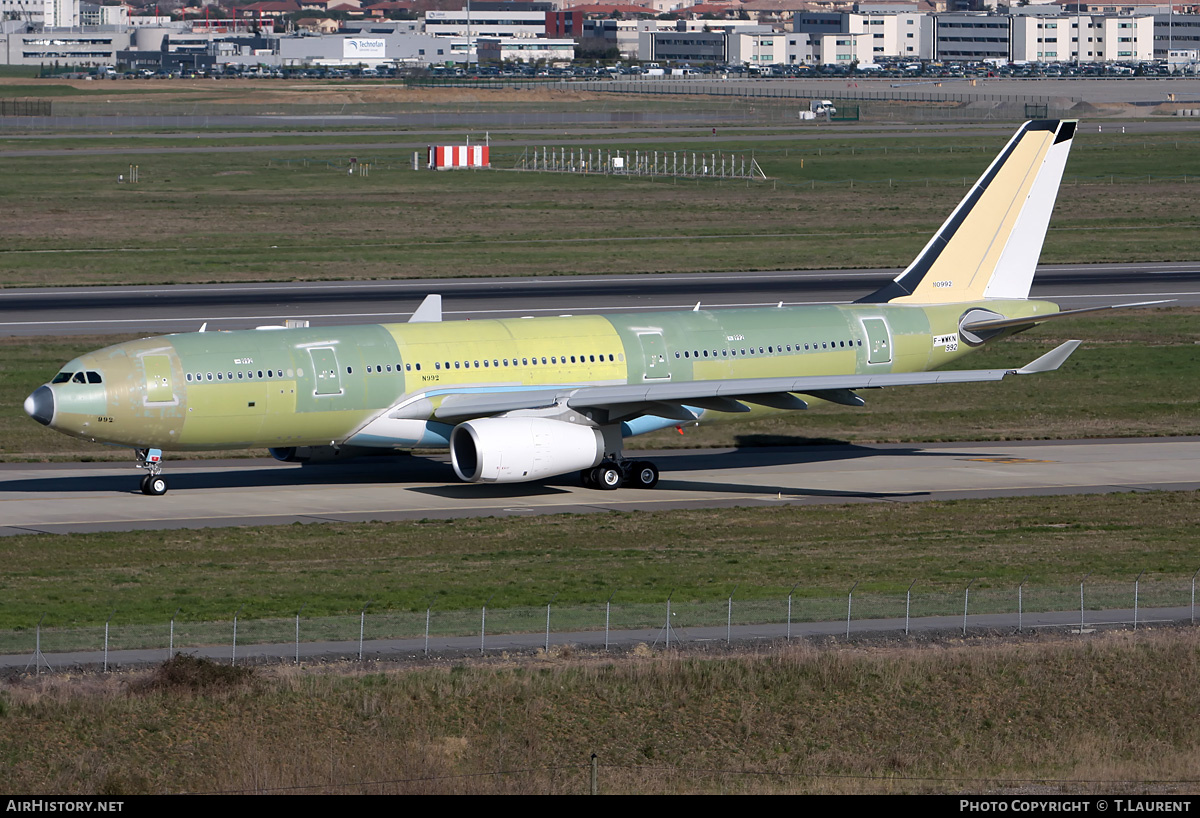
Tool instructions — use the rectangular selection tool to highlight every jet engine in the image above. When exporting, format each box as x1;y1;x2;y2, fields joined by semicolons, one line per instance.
450;417;604;483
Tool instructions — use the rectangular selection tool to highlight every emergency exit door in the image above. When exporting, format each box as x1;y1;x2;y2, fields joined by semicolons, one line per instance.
308;348;343;396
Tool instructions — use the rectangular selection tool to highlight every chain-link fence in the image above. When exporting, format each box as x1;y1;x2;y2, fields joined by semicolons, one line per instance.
6;573;1198;670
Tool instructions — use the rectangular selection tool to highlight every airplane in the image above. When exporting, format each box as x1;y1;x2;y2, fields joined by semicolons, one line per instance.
26;119;1127;496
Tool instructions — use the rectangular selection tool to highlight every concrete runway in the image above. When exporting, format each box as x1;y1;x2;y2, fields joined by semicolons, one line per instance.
3;437;1197;536
1;262;1195;337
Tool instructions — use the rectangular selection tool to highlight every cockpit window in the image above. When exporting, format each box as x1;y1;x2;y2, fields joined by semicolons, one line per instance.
86;371;103;384
71;372;86;384
52;372;74;384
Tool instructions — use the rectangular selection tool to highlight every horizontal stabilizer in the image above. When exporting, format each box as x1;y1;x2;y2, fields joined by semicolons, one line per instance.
961;300;1174;335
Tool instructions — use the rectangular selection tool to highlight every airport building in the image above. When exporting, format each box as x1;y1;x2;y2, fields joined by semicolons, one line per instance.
423;9;548;39
0;22;129;66
477;36;575;62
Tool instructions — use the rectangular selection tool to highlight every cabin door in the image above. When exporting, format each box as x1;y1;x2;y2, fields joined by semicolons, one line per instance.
308;347;343;396
862;318;892;365
637;332;671;381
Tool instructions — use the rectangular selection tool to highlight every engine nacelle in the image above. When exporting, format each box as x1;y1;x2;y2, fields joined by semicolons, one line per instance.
450;417;604;483
268;445;382;463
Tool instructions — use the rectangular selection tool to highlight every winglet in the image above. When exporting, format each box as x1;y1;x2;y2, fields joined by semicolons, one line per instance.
409;294;442;323
1016;340;1081;374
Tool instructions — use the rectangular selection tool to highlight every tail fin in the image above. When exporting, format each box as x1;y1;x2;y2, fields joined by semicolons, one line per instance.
859;120;1077;305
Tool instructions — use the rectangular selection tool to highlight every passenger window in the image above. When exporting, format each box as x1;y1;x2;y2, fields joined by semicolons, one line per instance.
186;374;193;382
415;364;421;371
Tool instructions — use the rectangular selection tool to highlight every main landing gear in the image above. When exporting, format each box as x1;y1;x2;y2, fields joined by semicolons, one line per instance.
581;458;660;491
136;448;168;496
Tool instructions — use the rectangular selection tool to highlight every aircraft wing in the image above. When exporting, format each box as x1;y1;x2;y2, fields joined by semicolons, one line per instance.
432;340;1081;423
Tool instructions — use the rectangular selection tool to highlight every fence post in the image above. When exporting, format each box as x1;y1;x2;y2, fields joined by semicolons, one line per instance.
232;605;243;666
1017;575;1028;633
787;582;799;641
103;609;114;673
605;591;615;651
905;580;916;636
726;584;739;644
358;600;372;662
1134;570;1145;630
1079;572;1092;634
295;604;306;665
425;607;431;656
846;581;859;639
963;579;976;637
666;590;675;649
170;607;180;660
1192;568;1199;625
545;592;559;654
481;593;496;655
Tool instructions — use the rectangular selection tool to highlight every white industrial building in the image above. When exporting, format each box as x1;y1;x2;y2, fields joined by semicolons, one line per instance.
477;36;574;63
0;0;74;27
423;9;547;39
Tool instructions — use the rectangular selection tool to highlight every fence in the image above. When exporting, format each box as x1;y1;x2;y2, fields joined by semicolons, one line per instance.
513;145;765;180
0;99;50;117
8;571;1200;672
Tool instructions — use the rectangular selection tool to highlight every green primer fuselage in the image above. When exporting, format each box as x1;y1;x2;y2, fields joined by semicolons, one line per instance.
43;299;1058;452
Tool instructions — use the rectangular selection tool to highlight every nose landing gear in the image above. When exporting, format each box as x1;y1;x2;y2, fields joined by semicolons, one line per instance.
136;448;168;496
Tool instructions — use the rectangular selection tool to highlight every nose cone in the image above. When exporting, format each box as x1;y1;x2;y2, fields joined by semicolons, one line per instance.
24;385;54;426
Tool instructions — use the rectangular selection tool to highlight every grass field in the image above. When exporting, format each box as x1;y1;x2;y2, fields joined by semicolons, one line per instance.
1;489;1197;633
1;125;1197;287
2;630;1198;794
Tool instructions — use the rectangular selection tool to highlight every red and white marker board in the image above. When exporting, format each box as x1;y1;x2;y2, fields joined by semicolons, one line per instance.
428;145;490;170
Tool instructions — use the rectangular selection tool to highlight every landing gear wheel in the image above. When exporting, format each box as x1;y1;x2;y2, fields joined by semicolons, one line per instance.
595;462;623;491
580;468;597;489
143;476;168;496
632;461;659;489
